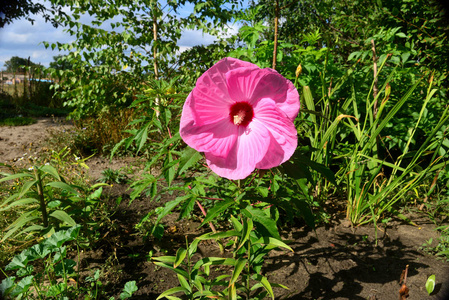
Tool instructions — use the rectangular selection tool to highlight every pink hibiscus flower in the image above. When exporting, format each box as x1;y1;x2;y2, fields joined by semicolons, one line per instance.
180;57;300;180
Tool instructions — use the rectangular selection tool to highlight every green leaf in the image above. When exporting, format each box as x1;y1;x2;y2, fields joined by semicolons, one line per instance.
163;151;176;186
156;286;188;300
40;165;61;181
253;274;275;300
177;274;191;293
54;259;76;276
0;172;34;183
201;198;235;226
18;180;38;198
49;210;77;227
426;274;436;295
174;248;187;268
229;258;247;286
152;196;187;235
242;206;280;239
0;276;16;297
43;225;80;249
120;281;138;299
46;181;79;195
177;147;202;176
46;282;67;297
237;218;253;250
0;198;39;212
197;230;240;240
153;261;189;279
151;256;176;263
6;252;29;270
178;195;196;220
2;211;40;242
10;275;34;297
253;237;293;252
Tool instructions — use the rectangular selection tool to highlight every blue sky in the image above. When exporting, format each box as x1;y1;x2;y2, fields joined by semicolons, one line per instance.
0;1;244;70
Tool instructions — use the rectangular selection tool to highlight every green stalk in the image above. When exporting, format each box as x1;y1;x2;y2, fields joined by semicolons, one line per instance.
34;168;48;228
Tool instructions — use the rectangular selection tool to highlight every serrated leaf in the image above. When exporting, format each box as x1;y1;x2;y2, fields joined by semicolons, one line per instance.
201;198;235;226
120;281;138;299
0;276;16;297
177;147;202;175
178;195;196;219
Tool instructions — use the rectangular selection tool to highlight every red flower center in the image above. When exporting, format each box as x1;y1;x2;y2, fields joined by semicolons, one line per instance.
229;102;254;127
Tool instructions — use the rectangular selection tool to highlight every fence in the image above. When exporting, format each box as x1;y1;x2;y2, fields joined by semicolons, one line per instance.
0;70;60;107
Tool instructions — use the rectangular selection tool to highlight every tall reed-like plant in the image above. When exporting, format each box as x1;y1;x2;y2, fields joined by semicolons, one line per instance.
339;69;449;227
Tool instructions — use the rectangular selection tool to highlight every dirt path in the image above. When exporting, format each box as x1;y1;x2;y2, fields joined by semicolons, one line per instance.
0;117;72;163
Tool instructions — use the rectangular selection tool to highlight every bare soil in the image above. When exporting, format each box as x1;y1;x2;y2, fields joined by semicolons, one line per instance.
1;118;449;300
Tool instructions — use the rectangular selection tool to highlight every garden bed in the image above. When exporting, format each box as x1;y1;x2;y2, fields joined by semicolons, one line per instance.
1;119;449;300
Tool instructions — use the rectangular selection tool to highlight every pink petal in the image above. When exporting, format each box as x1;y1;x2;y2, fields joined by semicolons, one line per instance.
226;67;267;103
205;119;270;180
190;58;259;126
253;98;298;169
180;93;238;157
251;68;300;121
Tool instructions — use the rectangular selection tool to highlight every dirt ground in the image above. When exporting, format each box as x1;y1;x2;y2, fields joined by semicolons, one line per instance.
1;118;449;300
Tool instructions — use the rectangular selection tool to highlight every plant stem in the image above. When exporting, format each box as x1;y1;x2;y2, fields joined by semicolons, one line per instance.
34;168;48;228
272;0;279;70
196;200;216;233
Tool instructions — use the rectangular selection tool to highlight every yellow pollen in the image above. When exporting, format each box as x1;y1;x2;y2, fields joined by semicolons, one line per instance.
233;111;246;125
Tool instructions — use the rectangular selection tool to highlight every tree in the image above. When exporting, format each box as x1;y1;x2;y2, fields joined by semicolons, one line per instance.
49;55;73;71
44;0;244;118
3;56;39;73
0;0;65;28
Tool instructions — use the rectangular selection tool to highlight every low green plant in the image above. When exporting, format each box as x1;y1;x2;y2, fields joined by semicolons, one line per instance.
97;168;129;184
0;226;138;299
0;226;81;299
0;163;107;243
152;216;291;300
421;225;449;261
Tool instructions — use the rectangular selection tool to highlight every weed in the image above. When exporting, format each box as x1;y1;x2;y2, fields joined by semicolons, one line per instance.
97;168;129;184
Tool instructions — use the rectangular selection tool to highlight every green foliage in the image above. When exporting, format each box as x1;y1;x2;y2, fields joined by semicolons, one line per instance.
0;226;139;299
97;168;129;184
0;225;80;299
44;0;245;119
3;56;40;73
152;217;290;300
0;162;108;242
0;116;36;126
